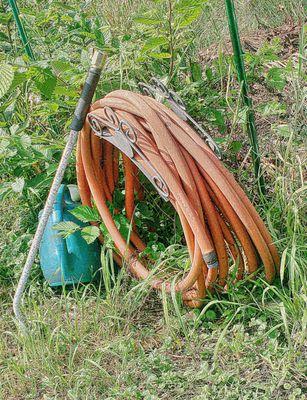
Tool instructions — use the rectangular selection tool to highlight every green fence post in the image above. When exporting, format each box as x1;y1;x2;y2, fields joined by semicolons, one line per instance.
8;0;35;60
225;0;265;195
8;0;60;134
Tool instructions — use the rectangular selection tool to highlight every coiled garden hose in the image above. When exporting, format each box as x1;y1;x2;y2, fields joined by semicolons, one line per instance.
77;90;280;307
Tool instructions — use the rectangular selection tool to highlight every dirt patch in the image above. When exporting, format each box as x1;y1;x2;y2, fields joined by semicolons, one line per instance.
198;20;301;64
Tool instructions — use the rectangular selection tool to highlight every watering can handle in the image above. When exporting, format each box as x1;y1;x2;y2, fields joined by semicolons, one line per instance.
62;186;81;267
53;185;72;274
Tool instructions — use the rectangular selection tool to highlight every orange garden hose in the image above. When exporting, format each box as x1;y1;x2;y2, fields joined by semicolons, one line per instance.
77;90;280;307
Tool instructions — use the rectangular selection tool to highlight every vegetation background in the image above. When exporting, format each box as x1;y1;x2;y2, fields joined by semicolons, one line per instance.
0;0;306;399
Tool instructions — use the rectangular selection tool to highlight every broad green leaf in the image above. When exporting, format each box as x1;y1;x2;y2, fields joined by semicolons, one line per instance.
149;52;172;59
9;71;28;91
54;85;78;97
266;67;287;91
53;221;80;238
34;67;57;98
260;101;286;116
0;64;14;99
20;135;32;148
44;102;59;112
142;37;168;52
51;60;72;73
81;226;100;244
177;8;202;28
77;31;96;40
70;205;100;223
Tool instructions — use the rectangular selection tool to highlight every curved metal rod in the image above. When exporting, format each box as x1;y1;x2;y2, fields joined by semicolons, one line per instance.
139;78;222;159
88;111;170;201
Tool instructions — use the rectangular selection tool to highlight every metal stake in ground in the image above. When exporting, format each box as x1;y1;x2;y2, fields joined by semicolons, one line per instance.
8;0;35;60
13;50;105;331
225;0;266;195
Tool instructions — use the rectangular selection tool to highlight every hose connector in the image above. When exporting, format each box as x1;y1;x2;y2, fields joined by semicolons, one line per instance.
203;251;219;269
91;50;105;69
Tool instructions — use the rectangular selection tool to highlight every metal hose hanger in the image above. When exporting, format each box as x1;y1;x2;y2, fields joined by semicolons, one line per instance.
77;90;280;307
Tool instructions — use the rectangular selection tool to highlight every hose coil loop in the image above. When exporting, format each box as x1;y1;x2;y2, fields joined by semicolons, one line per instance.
77;90;280;307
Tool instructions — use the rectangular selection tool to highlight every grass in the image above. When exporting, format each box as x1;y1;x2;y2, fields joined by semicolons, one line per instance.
0;292;305;399
0;0;306;399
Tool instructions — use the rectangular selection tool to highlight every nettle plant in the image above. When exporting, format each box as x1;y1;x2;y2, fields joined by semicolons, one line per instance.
0;59;82;208
0;14;97;207
0;3;111;208
134;0;208;79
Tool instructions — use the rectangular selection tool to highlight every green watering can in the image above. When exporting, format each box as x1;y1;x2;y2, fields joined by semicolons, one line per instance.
39;184;101;287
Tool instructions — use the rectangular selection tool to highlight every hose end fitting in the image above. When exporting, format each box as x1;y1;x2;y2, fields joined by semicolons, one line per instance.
69;50;106;132
203;251;219;269
91;49;105;69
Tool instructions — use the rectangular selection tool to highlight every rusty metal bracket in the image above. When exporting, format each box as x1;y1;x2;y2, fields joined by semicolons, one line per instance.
88;107;170;201
139;78;222;159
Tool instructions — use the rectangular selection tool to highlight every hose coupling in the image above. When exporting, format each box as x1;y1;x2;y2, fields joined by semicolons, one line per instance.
203;251;219;269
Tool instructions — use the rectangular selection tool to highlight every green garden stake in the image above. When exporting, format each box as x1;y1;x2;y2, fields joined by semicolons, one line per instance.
8;0;59;135
8;0;35;60
225;0;266;195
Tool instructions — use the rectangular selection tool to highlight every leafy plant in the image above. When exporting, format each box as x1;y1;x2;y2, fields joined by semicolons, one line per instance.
0;63;14;99
135;0;208;79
